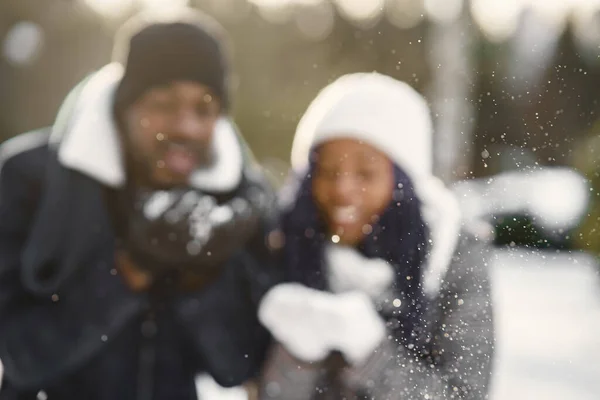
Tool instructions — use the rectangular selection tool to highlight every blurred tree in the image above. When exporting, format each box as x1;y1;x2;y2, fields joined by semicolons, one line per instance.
428;1;479;182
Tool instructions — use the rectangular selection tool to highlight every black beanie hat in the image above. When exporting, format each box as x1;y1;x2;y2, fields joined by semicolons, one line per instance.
112;8;231;113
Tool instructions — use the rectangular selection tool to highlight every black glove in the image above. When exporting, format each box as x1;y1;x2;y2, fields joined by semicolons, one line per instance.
124;186;261;275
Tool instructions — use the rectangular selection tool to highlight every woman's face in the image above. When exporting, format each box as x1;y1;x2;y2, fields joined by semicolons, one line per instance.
312;139;394;246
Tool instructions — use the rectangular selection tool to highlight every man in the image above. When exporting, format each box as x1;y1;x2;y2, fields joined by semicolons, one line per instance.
0;8;279;400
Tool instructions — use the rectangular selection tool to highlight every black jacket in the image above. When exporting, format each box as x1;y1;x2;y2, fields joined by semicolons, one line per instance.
0;67;280;400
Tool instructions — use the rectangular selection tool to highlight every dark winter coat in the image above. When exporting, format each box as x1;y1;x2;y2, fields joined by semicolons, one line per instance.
0;64;280;400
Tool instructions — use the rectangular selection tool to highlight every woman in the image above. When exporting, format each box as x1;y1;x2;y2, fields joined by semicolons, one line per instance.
256;73;495;399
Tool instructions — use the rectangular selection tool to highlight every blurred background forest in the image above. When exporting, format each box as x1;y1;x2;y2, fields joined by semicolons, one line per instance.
1;0;600;248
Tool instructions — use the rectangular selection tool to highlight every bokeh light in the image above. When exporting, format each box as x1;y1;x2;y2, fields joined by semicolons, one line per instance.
470;0;522;42
139;0;189;10
256;2;294;24
79;0;600;47
471;0;600;43
295;2;336;41
247;0;286;8
82;0;135;17
2;21;44;66
334;0;385;28
384;0;424;29
208;0;253;22
424;0;463;24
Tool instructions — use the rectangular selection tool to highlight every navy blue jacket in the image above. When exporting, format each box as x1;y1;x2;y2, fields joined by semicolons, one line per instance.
0;125;279;400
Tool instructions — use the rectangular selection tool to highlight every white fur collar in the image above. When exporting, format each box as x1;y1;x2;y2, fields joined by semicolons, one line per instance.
55;63;243;193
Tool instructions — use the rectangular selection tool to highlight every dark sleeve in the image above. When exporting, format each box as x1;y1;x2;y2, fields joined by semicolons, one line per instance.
172;171;282;387
0;155;143;389
341;233;495;399
258;343;327;400
173;248;280;388
126;166;280;275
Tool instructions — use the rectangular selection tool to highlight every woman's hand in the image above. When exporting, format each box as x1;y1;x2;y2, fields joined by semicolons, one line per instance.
258;283;386;365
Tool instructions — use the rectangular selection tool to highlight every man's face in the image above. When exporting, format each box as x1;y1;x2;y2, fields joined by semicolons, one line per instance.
123;81;220;188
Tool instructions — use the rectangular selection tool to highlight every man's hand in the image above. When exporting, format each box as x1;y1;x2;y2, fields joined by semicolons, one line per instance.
116;251;153;292
125;183;264;276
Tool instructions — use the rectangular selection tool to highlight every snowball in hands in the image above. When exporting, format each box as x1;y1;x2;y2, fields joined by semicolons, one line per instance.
258;283;386;365
325;245;394;299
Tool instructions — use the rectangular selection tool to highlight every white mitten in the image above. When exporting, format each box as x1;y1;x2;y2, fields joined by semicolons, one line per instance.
195;374;248;400
325;245;395;299
258;284;386;366
330;290;387;366
258;283;340;363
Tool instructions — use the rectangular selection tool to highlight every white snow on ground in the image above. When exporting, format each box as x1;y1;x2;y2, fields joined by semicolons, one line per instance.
489;248;600;400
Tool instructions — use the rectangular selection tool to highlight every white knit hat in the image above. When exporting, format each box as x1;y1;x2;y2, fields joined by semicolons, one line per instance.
290;72;462;298
291;72;433;181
